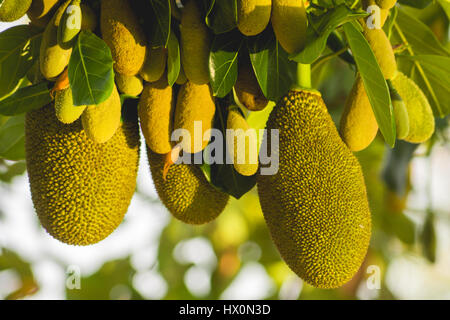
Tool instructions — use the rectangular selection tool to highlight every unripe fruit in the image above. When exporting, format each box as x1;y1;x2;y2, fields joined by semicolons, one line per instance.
389;83;410;140
0;0;32;22
140;46;167;83
116;73;144;96
363;26;397;80
58;0;81;49
55;87;86;124
237;0;272;36
234;63;268;111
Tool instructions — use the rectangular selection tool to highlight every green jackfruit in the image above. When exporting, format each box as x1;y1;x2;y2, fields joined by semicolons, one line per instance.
271;0;307;54
389;82;410;140
140;46;167;83
101;0;147;76
116;73;144;96
55;87;86;124
363;26;397;80
257;89;371;289
81;85;122;144
28;0;59;28
148;149;229;224
180;0;211;85
25;104;140;245
340;75;378;152
237;0;272;36
174;81;216;154
234;63;268;111
0;0;32;22
138;76;174;154
391;72;435;143
227;109;259;176
40;0;72;80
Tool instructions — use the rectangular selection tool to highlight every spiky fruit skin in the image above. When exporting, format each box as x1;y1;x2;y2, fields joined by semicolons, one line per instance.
55;87;86;124
174;81;216;154
363;26;397;80
227;109;259;176
375;0;396;9
391;72;435;143
138;76;174;154
100;0;146;76
237;0;272;36
140;47;167;83
235;63;268;111
40;0;72;80
0;0;32;22
340;75;379;152
257;89;371;289
148;149;229;224
180;0;211;85
82;85;121;144
25;104;140;245
271;0;307;54
116;73;144;96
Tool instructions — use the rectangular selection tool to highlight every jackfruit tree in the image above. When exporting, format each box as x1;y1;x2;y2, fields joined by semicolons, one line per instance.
0;0;449;298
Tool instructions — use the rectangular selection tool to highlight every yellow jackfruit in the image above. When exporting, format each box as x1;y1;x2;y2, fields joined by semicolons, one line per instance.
0;0;32;22
54;87;86;124
40;0;72;80
140;46;167;83
363;26;397;80
81;85;122;144
226;109;259;176
237;0;272;36
100;0;146;76
340;75;378;152
25;104;140;245
174;81;216;154
27;0;59;27
257;89;371;289
271;0;307;54
180;0;211;85
147;149;229;224
363;0;389;28
234;63;268;111
138;76;174;154
391;72;435;143
375;0;396;9
115;73;144;96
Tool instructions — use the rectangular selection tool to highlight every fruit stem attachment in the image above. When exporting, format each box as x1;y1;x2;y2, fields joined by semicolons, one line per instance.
297;63;312;89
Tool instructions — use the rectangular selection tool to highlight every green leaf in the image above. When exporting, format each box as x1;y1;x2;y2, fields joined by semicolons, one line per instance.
0;115;25;161
248;27;297;102
343;22;395;148
0;26;42;100
209;30;243;98
398;0;432;9
148;0;171;47
436;0;450;19
167;31;180;87
290;5;367;64
206;0;238;34
68;31;114;106
0;82;51;116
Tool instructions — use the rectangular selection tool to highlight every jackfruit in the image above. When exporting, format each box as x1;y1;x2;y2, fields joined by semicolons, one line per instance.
54;86;86;124
389;83;409;140
140;46;167;83
100;0;147;76
271;0;307;54
81;85;122;144
363;26;397;80
180;0;211;85
375;0;396;9
237;0;272;36
138;76;174;154
0;0;32;22
147;148;229;225
340;75;378;152
234;63;268;111
25;104;140;245
363;0;389;28
40;0;72;80
174;81;216;154
391;72;435;143
226;109;259;176
257;89;371;289
116;73;144;96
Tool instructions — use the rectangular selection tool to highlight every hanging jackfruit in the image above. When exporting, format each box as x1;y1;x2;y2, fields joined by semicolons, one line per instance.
140;46;167;83
391;72;435;143
271;0;307;54
174;81;216;154
116;73;144;96
234;63;268;111
55;86;86;124
226;109;259;176
138;76;174;154
100;0;146;76
363;26;397;80
237;0;272;36
147;149;229;225
0;0;32;22
81;85;122;144
180;0;211;84
25;104;140;245
257;89;371;289
363;0;389;28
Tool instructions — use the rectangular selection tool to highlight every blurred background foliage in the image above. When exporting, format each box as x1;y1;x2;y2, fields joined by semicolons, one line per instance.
0;2;449;300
